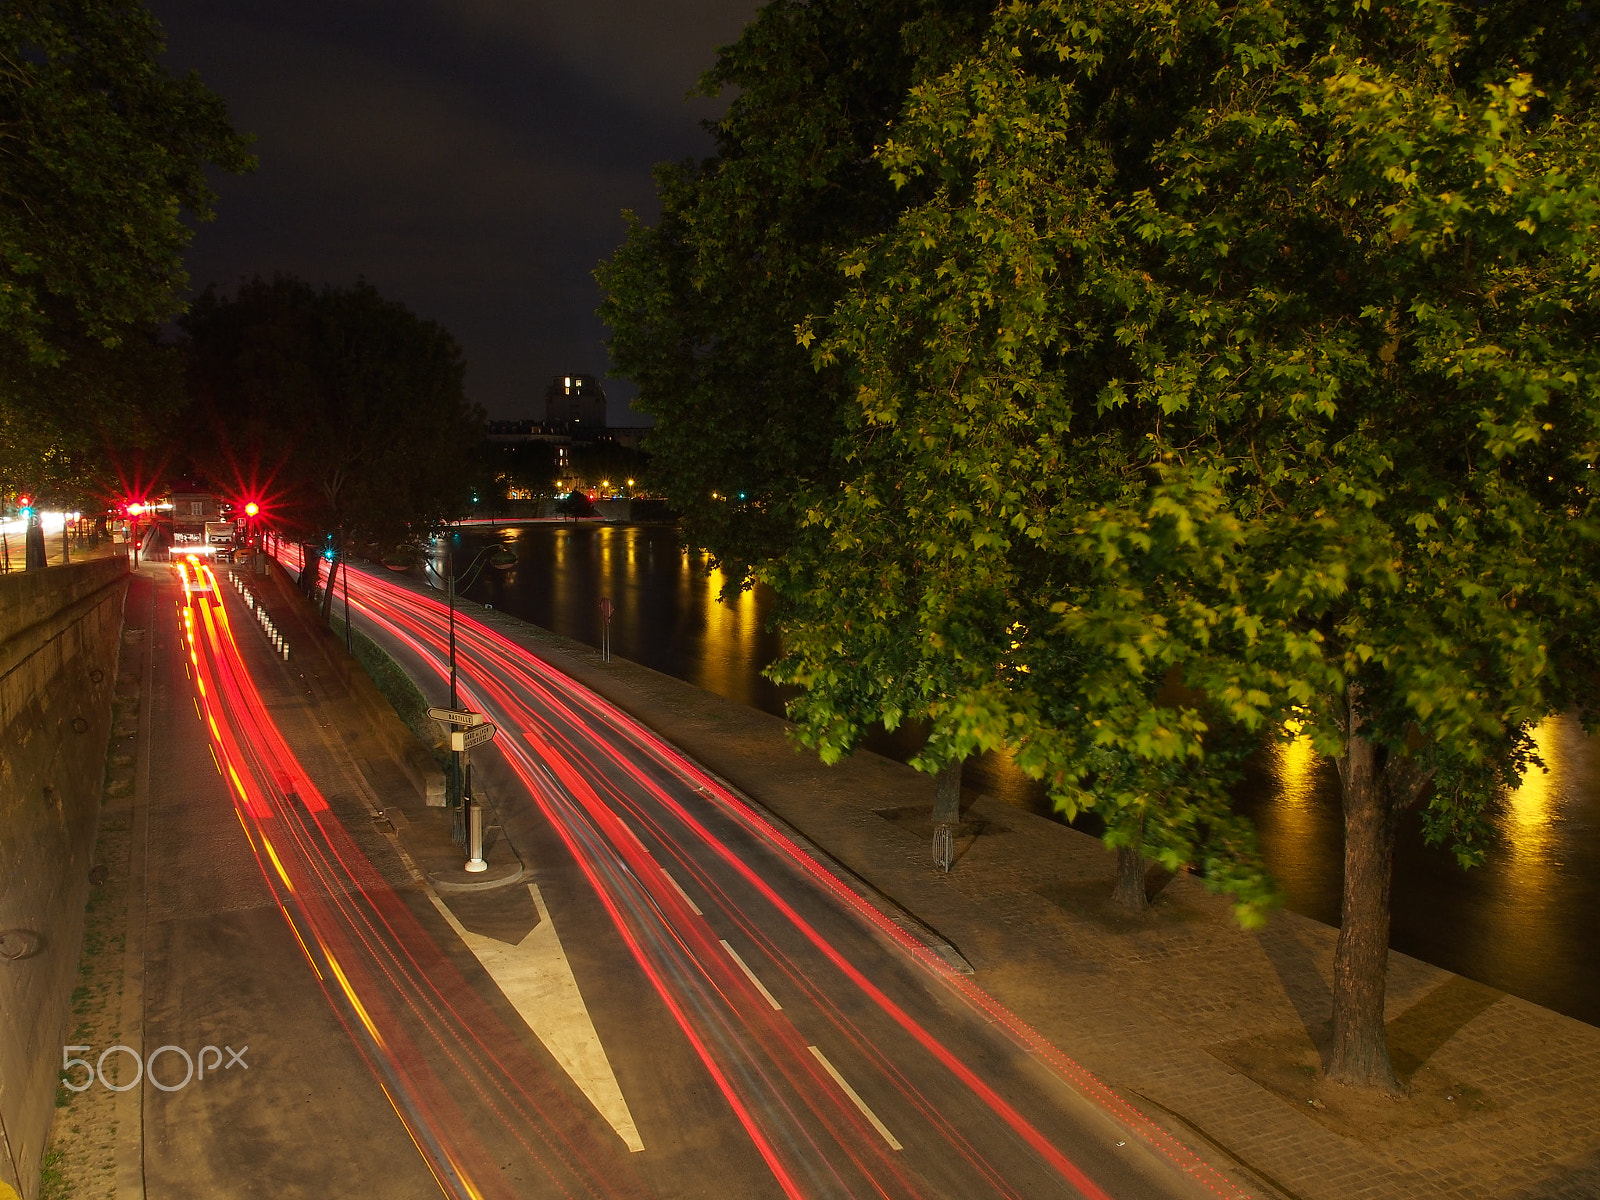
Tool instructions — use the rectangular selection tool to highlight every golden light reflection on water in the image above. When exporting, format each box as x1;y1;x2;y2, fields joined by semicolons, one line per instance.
548;528;572;632
700;563;760;704
1264;728;1330;891
1504;719;1565;884
1273;728;1320;809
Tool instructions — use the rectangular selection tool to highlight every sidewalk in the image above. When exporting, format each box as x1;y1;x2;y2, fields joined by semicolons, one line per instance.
40;563;499;1200
406;584;1600;1200
0;535;123;573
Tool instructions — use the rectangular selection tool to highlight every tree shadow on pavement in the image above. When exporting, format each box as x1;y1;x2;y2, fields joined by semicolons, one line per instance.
1385;975;1503;1082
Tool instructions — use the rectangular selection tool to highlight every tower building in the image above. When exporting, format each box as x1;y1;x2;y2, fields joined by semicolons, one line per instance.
544;374;607;432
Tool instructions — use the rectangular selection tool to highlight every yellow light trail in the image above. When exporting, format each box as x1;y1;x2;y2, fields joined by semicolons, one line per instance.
279;904;324;982
259;833;296;894
324;949;386;1051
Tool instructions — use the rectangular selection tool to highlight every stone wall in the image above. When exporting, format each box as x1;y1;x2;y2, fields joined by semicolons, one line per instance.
0;558;129;1198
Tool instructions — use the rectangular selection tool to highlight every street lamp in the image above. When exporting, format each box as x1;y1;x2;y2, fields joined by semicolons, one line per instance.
434;539;517;706
426;532;515;820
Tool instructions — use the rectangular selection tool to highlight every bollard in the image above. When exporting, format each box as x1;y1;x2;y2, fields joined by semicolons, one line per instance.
933;823;954;873
464;802;487;873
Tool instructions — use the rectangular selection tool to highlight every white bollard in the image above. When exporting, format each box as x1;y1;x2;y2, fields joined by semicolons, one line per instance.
464;802;487;873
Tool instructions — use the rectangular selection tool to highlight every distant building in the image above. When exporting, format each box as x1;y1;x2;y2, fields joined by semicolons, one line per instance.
485;419;574;490
544;374;607;433
486;419;568;446
168;490;223;536
602;427;653;450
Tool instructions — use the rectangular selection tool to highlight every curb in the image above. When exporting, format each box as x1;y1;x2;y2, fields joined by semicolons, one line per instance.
385;579;975;975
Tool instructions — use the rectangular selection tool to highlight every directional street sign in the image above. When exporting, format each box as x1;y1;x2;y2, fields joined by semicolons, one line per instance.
428;707;486;727
459;722;497;750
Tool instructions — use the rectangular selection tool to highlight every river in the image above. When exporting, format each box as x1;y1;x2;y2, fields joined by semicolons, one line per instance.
444;521;1599;1027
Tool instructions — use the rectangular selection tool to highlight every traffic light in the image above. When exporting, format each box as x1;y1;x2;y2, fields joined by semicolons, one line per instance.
17;494;32;520
244;502;260;517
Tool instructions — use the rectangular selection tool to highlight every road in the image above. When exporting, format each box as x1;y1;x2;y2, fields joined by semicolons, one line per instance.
177;544;1249;1199
286;548;1252;1200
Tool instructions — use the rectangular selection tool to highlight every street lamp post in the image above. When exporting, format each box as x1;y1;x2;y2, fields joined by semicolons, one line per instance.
343;543;352;653
431;531;516;825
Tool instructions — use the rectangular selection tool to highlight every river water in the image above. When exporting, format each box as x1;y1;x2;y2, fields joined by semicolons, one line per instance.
447;521;1599;1027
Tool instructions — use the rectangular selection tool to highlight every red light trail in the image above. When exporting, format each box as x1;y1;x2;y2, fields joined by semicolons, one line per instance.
302;552;1254;1200
177;559;649;1200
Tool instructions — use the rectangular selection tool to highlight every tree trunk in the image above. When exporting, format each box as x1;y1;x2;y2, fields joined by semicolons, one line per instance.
24;520;46;570
301;546;320;598
320;555;339;621
1327;727;1403;1094
931;756;964;825
1111;844;1149;912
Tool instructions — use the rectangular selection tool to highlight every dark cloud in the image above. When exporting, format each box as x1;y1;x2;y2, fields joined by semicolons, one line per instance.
149;0;760;420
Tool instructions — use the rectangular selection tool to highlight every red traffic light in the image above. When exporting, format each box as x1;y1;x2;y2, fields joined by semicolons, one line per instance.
244;502;260;517
17;494;32;508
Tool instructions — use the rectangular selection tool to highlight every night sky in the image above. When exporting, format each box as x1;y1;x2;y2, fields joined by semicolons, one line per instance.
148;0;762;423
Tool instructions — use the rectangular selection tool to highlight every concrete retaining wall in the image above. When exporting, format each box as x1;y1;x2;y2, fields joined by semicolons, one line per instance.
0;558;129;1198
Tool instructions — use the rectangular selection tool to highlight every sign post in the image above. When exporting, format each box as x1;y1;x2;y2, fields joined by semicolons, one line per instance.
428;707;486;727
431;706;484;821
599;596;614;663
445;722;497;872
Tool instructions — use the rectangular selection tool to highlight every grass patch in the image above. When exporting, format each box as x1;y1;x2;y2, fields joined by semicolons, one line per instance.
38;1149;71;1200
329;615;449;769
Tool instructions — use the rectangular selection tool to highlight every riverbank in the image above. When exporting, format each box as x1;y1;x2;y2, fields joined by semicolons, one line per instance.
449;520;1600;1030
424;582;1599;1200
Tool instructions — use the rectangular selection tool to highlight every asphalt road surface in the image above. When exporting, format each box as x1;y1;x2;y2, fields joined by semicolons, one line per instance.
192;546;1248;1200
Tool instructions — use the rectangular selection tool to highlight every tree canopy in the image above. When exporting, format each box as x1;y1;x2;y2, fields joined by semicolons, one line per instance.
597;0;994;591
782;0;1600;1090
180;276;483;560
0;0;252;502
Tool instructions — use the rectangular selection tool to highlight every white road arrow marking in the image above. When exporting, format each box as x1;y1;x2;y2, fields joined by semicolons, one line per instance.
429;883;644;1152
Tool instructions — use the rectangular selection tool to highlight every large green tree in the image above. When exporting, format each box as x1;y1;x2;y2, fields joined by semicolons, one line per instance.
796;0;1599;1093
0;0;252;501
597;0;994;591
598;0;998;824
181;276;483;612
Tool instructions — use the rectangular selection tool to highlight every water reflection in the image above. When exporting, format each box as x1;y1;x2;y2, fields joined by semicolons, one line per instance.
1246;731;1347;924
1233;714;1600;1027
1508;722;1562;871
453;523;1599;1027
